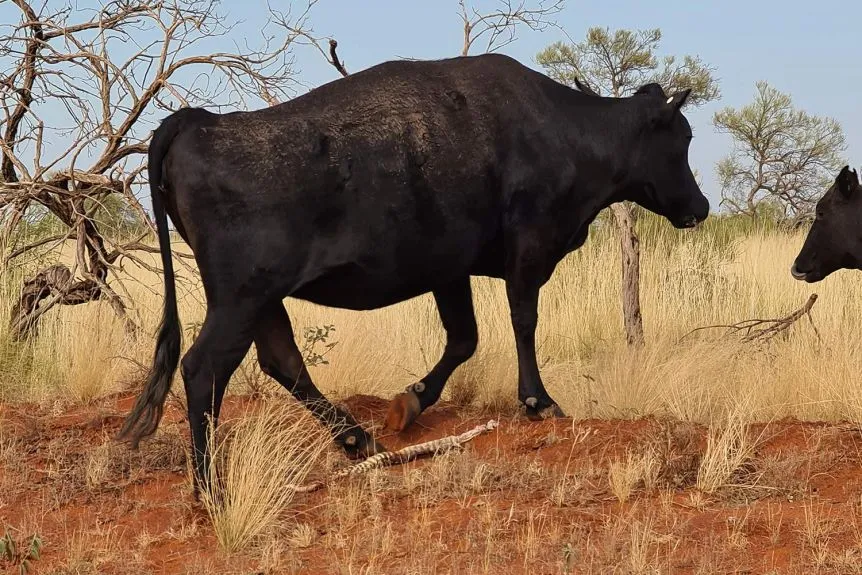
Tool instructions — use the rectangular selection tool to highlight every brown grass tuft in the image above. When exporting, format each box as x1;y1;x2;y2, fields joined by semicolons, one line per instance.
198;398;332;553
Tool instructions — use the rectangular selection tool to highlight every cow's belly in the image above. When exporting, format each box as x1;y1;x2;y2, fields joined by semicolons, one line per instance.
289;260;459;310
287;216;495;310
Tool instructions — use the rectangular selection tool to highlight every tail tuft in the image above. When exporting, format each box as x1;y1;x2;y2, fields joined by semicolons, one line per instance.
116;109;194;447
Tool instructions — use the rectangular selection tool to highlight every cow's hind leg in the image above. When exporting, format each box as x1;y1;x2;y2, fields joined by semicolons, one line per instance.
180;304;258;498
254;302;387;459
385;277;478;432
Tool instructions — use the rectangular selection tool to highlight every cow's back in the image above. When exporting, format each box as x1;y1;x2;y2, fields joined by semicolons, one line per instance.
163;54;566;308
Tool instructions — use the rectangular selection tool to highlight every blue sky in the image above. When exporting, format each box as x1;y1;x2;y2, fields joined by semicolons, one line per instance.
2;1;859;212
274;0;862;210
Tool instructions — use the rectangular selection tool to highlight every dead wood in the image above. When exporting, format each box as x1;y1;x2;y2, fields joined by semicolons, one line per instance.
328;39;349;77
1;0;318;339
680;294;820;345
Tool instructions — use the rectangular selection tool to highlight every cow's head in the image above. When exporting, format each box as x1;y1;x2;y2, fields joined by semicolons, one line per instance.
791;166;862;282
621;82;710;229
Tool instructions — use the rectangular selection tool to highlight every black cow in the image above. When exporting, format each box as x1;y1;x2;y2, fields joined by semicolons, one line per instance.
792;166;861;282
117;53;709;495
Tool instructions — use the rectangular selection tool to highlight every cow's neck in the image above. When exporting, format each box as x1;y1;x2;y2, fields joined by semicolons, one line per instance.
549;96;652;253
565;97;648;210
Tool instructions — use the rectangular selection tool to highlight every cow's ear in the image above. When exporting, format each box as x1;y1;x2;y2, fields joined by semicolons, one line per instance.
653;89;691;126
837;165;859;198
574;77;599;97
665;88;691;112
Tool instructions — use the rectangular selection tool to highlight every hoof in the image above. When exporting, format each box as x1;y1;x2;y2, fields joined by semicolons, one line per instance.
525;402;566;421
340;429;388;460
384;391;422;432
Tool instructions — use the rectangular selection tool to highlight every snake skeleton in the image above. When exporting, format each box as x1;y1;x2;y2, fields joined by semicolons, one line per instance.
287;419;499;493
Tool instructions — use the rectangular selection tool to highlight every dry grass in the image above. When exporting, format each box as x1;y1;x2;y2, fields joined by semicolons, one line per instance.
6;217;862;572
5;394;862;573
0;423;16;468
3;221;861;429
84;438;116;490
695;396;761;494
798;501;839;554
608;447;659;503
765;501;784;545
197;398;333;554
52;521;124;575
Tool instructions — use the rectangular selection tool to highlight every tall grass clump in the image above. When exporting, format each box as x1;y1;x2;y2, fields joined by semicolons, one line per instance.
696;394;763;494
198;398;333;553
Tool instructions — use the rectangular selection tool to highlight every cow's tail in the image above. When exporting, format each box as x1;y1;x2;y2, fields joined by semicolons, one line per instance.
117;109;192;448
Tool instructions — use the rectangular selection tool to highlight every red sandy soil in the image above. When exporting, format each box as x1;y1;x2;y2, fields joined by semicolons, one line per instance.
3;393;862;574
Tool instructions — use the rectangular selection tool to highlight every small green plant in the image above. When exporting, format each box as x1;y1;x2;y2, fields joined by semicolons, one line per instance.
301;323;338;367
0;529;43;575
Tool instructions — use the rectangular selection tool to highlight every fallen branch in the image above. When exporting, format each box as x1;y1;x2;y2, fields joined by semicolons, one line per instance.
288;419;499;493
680;293;820;345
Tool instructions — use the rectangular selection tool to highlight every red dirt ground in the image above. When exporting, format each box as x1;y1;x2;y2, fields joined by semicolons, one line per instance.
3;393;862;574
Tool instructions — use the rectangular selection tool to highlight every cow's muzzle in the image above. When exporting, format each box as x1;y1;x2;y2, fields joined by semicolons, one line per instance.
790;263;809;281
672;214;701;229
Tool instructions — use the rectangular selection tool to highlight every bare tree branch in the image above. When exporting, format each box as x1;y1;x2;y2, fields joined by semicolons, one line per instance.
1;0;316;338
459;0;564;56
4;232;65;263
328;39;348;78
680;294;821;346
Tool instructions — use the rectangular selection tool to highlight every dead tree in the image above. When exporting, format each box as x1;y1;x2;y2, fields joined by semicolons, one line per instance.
284;0;564;76
458;0;564;56
0;0;317;339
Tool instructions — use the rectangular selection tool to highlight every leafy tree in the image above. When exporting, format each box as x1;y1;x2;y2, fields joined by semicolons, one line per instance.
537;28;719;103
536;27;720;346
713;81;846;221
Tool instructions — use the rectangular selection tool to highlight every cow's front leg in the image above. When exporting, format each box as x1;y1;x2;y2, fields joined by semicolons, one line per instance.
504;236;566;420
385;277;478;432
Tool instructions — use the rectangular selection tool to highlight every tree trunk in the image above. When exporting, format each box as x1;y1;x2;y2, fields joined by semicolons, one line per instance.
610;202;644;347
